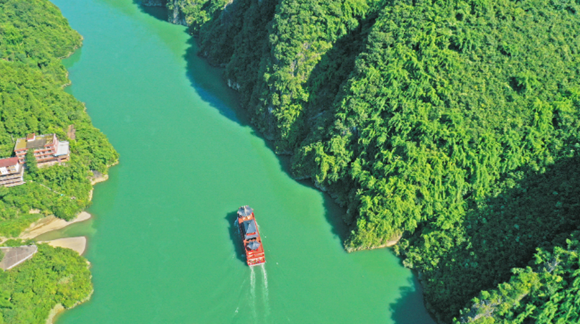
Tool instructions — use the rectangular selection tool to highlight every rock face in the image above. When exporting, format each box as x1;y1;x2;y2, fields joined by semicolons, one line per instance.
140;0;186;26
168;0;187;26
227;79;241;91
0;245;38;270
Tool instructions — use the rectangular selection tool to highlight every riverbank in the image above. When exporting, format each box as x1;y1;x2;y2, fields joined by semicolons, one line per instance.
46;290;94;324
32;170;115;322
9;169;112;243
344;234;403;253
0;211;92;245
0;168;113;244
19;212;92;240
89;171;109;201
0;175;111;323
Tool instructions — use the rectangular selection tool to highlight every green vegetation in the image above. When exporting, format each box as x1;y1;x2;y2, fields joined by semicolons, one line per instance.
0;244;92;324
0;0;117;322
0;0;81;85
24;151;37;176
0;0;119;237
456;232;580;323
159;0;580;321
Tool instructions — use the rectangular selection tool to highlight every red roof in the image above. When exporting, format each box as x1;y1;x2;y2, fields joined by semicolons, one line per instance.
0;157;19;168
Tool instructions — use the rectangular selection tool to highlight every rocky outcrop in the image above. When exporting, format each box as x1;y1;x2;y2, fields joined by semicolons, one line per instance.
227;79;241;91
344;234;402;253
167;0;187;26
140;0;185;26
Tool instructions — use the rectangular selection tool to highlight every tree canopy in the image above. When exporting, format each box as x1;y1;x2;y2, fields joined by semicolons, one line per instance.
0;0;117;322
0;0;118;236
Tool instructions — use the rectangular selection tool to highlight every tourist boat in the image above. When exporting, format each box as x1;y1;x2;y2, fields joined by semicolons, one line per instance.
237;205;266;266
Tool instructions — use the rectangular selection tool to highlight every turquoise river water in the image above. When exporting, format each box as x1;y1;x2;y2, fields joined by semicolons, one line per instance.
43;0;436;323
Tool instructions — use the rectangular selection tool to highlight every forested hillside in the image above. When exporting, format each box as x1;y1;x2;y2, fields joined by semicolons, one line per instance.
0;0;118;322
0;0;118;237
148;0;580;321
456;231;580;323
0;243;93;323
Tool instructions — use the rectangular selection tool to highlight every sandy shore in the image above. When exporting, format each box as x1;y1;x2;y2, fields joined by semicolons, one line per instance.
46;304;65;324
19;212;92;240
41;236;87;255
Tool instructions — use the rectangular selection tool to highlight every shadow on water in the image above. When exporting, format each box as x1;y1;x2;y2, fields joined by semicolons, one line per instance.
136;3;167;20
321;195;350;244
389;277;436;324
133;1;263;128
226;211;246;264
134;1;252;127
183;38;248;125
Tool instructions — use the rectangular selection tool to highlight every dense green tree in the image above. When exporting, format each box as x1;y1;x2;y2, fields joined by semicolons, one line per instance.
0;0;117;322
456;233;580;323
24;150;37;176
0;245;92;324
0;0;119;235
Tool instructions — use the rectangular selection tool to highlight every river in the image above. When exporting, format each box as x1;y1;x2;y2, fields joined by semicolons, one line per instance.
43;0;436;322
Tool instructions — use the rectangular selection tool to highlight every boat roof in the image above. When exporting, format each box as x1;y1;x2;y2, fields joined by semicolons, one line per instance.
243;219;257;234
247;241;261;250
238;205;253;217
